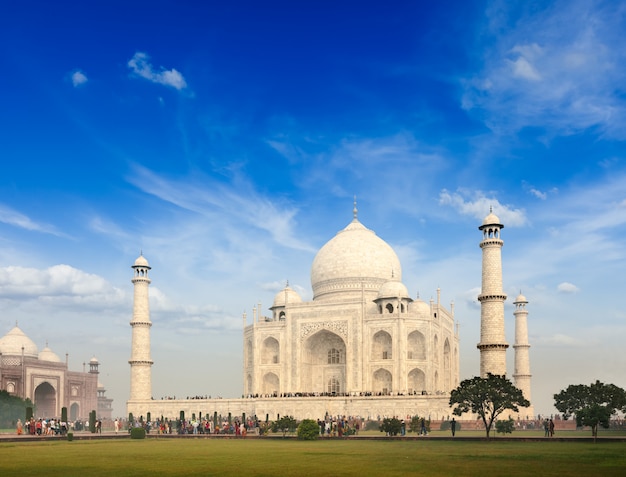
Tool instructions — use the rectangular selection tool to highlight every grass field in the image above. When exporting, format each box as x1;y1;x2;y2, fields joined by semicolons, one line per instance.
1;438;625;476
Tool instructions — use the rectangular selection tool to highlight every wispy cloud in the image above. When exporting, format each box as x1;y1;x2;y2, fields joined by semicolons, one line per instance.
128;52;188;91
463;0;626;139
126;164;314;252
0;204;64;236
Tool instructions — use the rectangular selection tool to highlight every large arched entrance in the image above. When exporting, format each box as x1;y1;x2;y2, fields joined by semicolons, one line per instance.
302;330;346;394
34;382;56;418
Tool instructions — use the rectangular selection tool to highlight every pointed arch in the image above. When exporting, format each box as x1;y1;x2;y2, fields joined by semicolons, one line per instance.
408;368;426;394
302;330;346;393
373;368;392;394
262;337;280;364
407;330;426;360
262;372;279;396
372;330;392;360
443;338;451;391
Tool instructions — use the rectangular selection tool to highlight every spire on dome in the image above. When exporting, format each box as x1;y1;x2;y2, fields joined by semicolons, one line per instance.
353;196;358;220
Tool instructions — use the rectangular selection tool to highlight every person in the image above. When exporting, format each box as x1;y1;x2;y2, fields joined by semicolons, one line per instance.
16;419;23;435
543;419;549;437
549;418;555;437
420;418;427;436
450;418;456;437
114;418;119;434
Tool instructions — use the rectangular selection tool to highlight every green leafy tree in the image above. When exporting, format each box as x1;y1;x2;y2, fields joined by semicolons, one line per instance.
379;417;402;436
297;419;319;440
495;417;515;435
554;380;626;441
449;373;530;439
0;391;34;428
272;415;297;437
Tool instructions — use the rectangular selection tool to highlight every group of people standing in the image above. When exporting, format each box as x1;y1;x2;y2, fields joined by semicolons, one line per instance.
543;418;555;437
16;417;69;436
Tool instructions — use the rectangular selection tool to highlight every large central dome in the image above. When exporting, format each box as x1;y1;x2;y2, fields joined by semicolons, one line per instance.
311;218;402;301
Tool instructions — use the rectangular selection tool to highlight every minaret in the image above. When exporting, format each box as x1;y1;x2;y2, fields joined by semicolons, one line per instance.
128;253;153;401
477;208;509;377
513;293;534;418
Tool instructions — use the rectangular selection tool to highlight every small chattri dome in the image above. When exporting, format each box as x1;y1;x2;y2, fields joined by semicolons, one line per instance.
133;254;150;268
90;356;99;364
271;285;303;309
376;280;410;300
481;210;502;228
412;298;431;315
0;326;39;358
515;293;528;303
39;346;62;363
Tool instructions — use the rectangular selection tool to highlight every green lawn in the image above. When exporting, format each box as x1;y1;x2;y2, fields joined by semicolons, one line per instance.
1;438;625;476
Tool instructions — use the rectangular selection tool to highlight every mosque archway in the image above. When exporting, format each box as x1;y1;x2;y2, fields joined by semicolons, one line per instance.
34;382;56;418
302;330;346;393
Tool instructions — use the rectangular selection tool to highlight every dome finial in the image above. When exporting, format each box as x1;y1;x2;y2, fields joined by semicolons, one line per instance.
489;205;493;213
353;196;358;220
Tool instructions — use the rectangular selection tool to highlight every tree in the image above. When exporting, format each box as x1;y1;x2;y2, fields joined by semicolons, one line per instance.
449;373;530;439
554;380;626;441
379;417;402;436
272;415;297;437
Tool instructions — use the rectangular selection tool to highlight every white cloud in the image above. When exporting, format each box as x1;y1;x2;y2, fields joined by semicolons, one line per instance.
71;70;88;87
438;189;528;227
128;52;188;90
557;282;579;293
0;264;125;305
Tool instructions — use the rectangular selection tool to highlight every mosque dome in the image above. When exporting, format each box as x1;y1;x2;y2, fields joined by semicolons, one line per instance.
271;285;303;309
133;254;150;268
38;345;62;363
0;326;39;358
376;280;410;300
311;217;402;301
90;356;99;364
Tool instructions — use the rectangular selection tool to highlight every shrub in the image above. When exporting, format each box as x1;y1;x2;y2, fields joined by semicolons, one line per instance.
130;427;146;439
67;432;73;442
440;420;461;431
297;419;319;440
496;417;515;435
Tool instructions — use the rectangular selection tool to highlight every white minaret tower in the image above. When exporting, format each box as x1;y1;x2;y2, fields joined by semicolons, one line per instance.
478;208;509;377
513;293;534;418
128;253;153;402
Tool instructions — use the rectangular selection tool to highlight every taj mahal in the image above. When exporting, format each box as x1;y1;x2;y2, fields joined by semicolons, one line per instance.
126;205;534;421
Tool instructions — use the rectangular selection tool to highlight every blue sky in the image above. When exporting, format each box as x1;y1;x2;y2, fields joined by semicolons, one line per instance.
1;0;625;418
